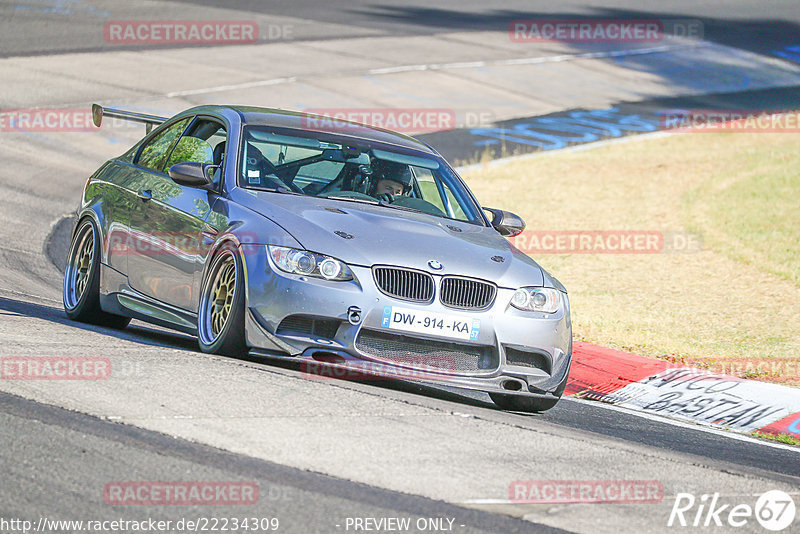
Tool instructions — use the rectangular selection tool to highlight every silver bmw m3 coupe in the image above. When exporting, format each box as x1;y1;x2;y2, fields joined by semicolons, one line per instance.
63;104;572;412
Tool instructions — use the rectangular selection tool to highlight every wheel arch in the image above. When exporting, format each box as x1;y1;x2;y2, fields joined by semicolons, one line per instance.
73;203;111;263
199;232;253;312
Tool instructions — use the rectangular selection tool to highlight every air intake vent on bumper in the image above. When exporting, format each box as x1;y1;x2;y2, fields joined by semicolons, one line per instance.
504;347;552;375
277;315;340;339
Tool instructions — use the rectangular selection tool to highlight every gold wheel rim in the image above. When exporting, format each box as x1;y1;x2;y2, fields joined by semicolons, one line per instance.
74;231;94;301
209;258;235;337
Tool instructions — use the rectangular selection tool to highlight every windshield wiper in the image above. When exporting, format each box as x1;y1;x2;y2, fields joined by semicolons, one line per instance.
325;195;379;205
248;186;303;195
381;203;427;215
325;195;429;215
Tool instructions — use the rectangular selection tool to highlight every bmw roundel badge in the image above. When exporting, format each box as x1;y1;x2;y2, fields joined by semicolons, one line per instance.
428;260;443;270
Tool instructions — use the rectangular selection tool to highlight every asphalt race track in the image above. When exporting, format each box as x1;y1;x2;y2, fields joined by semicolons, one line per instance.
4;0;800;57
1;1;800;533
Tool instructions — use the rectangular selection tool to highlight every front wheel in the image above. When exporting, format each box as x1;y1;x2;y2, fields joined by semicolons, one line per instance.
489;392;560;413
198;245;247;357
63;218;130;328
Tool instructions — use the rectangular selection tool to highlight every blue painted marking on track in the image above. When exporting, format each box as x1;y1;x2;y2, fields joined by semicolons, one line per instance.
774;45;800;63
468;106;659;150
787;416;800;434
15;0;109;17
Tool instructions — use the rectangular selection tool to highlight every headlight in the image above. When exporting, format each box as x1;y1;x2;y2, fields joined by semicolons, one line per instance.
268;246;353;281
510;287;561;313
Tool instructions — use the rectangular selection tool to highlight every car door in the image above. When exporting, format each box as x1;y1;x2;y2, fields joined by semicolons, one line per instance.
97;161;143;277
128;116;227;312
123;117;189;277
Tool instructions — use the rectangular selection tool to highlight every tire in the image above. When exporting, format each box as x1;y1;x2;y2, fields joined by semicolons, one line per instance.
197;244;247;357
489;392;560;413
63;218;131;329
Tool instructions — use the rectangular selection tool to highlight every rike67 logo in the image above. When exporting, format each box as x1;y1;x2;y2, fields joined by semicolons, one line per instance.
669;490;796;531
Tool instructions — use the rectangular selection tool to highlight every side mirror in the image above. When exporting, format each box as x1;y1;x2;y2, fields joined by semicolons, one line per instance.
484;208;525;237
168;162;216;189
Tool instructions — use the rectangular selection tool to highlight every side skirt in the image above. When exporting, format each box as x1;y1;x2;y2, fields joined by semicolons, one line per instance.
99;263;198;335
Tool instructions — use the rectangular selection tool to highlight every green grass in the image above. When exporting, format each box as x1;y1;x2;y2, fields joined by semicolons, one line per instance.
461;125;800;384
686;146;800;285
752;431;800;447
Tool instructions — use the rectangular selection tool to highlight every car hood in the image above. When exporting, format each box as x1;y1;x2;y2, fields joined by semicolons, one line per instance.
233;190;545;288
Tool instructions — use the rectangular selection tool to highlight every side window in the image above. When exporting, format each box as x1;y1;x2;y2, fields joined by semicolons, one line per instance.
414;167;443;210
163;118;227;188
137;118;190;172
412;166;466;220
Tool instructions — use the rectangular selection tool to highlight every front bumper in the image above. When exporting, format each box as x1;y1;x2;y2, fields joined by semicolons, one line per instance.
242;256;572;398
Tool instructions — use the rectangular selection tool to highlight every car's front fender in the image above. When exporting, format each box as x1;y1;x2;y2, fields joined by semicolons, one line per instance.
200;196;303;314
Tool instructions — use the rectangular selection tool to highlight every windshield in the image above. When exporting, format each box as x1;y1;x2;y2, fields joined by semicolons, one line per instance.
239;127;483;223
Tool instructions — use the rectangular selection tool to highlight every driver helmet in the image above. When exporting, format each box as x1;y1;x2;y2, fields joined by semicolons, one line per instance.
370;160;413;196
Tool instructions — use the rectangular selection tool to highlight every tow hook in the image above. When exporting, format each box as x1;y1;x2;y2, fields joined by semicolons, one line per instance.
347;306;362;325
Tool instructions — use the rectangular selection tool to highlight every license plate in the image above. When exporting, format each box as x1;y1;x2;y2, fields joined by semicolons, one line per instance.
380;306;480;341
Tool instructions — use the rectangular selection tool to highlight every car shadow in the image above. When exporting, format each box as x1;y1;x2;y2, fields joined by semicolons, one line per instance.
0;295;198;351
243;352;511;413
0;294;523;414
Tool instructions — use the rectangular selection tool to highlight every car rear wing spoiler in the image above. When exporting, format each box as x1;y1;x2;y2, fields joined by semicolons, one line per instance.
92;104;167;134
